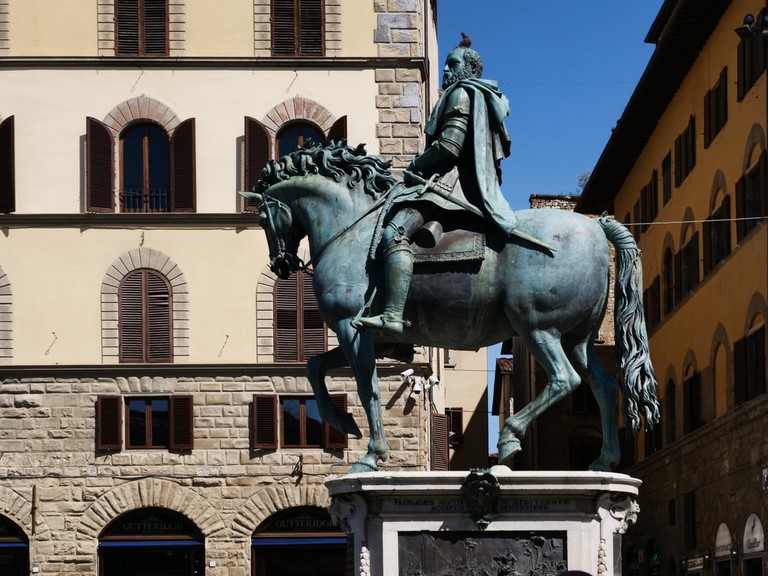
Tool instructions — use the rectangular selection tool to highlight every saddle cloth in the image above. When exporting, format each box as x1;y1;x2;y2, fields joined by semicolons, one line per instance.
369;181;487;264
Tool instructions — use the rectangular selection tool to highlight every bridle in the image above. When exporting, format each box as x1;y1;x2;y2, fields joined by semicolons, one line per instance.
253;192;308;279
251;186;395;275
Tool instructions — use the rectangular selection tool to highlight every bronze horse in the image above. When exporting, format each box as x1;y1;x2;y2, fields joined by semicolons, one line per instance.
244;142;659;473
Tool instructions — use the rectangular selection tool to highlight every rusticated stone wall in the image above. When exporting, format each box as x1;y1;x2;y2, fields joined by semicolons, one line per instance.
0;371;427;575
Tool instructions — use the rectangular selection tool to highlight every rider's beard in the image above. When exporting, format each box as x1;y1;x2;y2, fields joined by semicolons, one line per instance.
442;67;473;90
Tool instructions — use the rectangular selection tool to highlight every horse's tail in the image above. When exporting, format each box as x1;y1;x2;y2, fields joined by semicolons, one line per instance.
598;215;661;434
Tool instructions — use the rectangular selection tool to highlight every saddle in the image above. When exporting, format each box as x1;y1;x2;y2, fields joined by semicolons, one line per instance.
369;179;488;265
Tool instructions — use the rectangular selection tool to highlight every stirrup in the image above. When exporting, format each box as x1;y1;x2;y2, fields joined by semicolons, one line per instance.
357;314;410;334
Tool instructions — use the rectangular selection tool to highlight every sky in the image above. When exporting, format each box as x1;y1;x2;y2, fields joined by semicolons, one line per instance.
434;1;664;451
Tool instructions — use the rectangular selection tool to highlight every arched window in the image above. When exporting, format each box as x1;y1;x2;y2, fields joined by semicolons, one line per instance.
121;122;170;212
665;379;676;445
276;121;325;158
87;115;196;213
683;365;703;434
704;189;731;275
663;248;674;315
274;270;326;362
119;269;172;363
735;314;766;405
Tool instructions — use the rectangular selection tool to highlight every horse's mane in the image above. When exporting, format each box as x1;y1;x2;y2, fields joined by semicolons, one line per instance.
257;141;397;199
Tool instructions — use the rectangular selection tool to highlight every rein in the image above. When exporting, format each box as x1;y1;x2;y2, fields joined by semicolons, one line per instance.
302;189;393;270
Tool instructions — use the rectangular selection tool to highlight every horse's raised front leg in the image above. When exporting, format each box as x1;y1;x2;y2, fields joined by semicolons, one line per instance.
498;329;581;465
335;318;388;473
307;347;363;439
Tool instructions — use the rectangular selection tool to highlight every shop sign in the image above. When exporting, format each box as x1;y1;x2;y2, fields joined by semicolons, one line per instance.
714;522;732;558
686;556;704;571
259;508;338;534
743;514;765;555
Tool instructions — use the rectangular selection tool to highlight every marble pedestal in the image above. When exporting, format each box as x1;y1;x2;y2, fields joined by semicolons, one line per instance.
326;467;640;576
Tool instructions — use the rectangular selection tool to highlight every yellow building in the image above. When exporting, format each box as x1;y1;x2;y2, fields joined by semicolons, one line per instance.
577;0;767;574
0;1;489;574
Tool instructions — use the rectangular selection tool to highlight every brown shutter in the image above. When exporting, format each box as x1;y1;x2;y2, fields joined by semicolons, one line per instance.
97;395;123;451
171;118;196;212
674;250;683;305
301;271;326;360
144;0;168;56
146;271;172;362
674;135;682;187
86;117;115;213
272;0;297;56
170;395;194;450
244;116;271;211
275;275;299;361
734;337;747;405
431;413;449;471
688;231;700;290
735;176;746;240
119;271;145;362
324;394;348;450
0;116;14;214
116;0;140;55
252;394;278;449
703;89;712;148
703;219;712;275
327;115;347;145
299;0;324;56
718;67;728;129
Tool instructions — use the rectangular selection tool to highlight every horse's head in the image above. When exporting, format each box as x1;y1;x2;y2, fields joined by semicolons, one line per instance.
241;190;304;279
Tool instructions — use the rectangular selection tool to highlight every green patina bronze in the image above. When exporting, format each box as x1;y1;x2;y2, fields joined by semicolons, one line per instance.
242;41;660;473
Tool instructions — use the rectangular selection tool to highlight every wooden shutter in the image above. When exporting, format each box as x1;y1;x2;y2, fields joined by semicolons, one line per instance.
734;337;747;405
324;394;348;450
327;115;347;145
86;117;115;213
299;0;324;56
116;0;140;55
171;118;196;212
244;117;271;212
0;116;14;214
302;271;326;360
169;395;194;450
735;176;746;240
275;275;300;361
97;395;123;451
431;413;449;471
703;89;712;148
703;219;712;275
674;135;682;187
718;67;728;131
119;272;145;362
674;250;683;305
272;0;297;56
120;270;172;363
144;0;168;56
252;394;278;449
146;271;172;362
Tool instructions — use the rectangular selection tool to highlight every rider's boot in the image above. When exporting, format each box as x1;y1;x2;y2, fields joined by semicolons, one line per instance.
358;244;413;334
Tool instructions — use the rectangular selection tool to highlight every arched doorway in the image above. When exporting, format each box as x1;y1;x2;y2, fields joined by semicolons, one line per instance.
0;515;28;576
252;506;348;576
99;508;204;576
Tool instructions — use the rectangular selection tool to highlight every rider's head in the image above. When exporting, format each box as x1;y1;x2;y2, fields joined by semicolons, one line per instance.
442;47;483;89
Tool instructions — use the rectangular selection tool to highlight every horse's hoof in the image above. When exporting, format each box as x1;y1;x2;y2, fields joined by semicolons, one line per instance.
348;460;378;474
497;437;521;465
588;456;617;472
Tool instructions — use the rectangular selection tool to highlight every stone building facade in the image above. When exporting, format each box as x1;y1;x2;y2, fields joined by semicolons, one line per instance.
0;1;492;575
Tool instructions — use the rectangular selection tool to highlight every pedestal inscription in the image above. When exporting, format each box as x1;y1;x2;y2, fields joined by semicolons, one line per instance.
398;531;566;575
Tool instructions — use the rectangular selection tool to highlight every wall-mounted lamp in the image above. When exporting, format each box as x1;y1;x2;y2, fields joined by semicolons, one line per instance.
730;540;739;561
735;13;768;40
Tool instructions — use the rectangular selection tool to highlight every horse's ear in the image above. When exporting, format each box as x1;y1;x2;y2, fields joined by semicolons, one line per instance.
240;191;263;204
